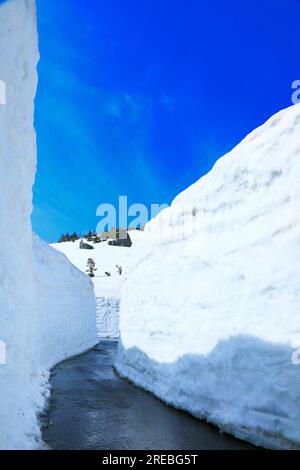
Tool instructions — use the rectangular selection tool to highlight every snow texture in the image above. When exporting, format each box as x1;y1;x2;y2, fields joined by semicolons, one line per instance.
116;104;300;450
52;231;144;339
33;235;97;368
0;0;97;449
96;297;120;339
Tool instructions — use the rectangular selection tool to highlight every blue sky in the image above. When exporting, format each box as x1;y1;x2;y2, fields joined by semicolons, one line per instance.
32;0;300;241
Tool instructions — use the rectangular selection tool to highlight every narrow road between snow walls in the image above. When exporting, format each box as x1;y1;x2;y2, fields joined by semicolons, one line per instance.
42;341;258;450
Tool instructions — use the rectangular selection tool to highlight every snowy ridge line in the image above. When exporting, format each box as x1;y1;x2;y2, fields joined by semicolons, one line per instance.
145;104;300;245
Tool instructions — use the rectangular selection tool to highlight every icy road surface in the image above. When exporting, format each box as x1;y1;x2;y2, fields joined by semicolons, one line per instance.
43;341;257;450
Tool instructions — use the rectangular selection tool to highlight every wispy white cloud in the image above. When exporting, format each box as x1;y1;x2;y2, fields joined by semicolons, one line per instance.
104;93;144;123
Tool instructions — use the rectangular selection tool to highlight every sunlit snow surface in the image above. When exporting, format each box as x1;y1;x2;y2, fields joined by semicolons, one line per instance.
116;104;300;449
52;231;145;339
0;0;97;449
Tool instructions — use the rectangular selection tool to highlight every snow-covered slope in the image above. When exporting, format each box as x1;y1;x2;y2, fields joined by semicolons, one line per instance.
116;104;300;449
52;231;144;339
0;0;97;449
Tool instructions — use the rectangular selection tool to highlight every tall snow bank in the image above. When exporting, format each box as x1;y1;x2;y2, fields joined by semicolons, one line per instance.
33;235;97;368
0;0;97;449
0;0;40;449
116;104;300;449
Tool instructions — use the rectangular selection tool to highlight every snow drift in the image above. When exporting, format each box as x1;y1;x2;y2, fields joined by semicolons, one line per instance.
116;104;300;449
0;0;97;449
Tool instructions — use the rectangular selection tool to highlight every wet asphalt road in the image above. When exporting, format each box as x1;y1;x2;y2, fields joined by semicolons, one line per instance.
43;341;256;450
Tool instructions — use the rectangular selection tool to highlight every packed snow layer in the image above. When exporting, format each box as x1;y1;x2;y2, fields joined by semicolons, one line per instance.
52;231;144;339
116;104;300;449
33;235;97;367
0;0;97;449
0;0;40;449
96;297;120;339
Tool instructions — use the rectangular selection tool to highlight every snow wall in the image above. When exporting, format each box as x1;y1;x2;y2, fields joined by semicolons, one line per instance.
96;296;120;339
116;104;300;449
0;0;97;449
